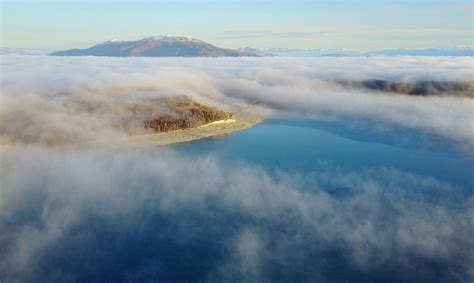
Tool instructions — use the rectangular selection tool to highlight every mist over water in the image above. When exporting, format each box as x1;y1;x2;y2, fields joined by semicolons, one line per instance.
1;55;473;147
1;56;473;282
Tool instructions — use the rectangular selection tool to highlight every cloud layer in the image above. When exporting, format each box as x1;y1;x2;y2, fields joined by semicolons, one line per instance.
1;56;473;282
0;146;473;282
0;55;473;147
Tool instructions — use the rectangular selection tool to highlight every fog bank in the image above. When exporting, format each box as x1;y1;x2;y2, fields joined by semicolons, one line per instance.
0;146;473;282
1;56;473;147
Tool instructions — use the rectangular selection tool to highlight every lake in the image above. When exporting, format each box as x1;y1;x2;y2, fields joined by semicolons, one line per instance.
175;118;473;192
1;118;472;283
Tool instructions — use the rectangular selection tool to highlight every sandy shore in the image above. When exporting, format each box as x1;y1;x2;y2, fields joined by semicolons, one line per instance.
87;114;263;149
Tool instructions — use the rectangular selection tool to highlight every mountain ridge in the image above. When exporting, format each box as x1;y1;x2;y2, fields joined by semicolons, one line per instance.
4;42;472;57
0;47;52;55
50;36;258;57
255;46;474;57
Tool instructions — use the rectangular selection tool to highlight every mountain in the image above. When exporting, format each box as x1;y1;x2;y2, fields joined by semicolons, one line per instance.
258;46;474;57
364;46;474;56
0;48;52;55
50;36;258;57
236;47;276;57
263;48;357;57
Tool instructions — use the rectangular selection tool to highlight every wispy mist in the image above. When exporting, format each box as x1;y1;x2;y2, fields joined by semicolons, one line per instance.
1;55;473;282
1;146;473;282
1;56;473;147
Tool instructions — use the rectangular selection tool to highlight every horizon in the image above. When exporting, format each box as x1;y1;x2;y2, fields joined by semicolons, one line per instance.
1;34;473;53
1;0;472;51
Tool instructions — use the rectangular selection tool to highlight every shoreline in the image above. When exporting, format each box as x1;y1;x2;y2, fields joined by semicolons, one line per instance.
89;114;264;149
0;113;264;150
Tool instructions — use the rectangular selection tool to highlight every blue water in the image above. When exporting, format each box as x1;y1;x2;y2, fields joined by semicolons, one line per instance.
3;118;473;283
174;118;473;191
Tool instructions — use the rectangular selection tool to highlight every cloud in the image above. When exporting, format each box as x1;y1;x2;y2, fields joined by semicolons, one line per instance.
0;55;473;281
0;146;473;282
1;56;473;148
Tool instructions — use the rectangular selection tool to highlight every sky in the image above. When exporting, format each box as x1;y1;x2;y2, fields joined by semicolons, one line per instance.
0;0;473;51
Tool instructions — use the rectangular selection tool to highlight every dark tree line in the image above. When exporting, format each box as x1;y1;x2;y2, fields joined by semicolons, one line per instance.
141;99;231;132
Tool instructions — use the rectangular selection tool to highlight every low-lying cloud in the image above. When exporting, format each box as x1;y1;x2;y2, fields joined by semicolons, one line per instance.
0;146;473;282
0;55;473;147
1;55;473;282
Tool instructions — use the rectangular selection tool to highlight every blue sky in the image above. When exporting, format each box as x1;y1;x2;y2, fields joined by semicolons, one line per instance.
0;0;472;50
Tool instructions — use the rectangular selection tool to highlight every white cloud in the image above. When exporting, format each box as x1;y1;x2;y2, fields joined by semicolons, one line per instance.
0;146;472;282
1;56;472;148
0;55;473;281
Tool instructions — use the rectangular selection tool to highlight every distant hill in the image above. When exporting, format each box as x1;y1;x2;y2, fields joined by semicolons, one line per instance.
50;36;258;57
364;46;474;57
0;48;52;55
261;46;474;57
338;80;474;97
236;47;277;57
8;42;472;58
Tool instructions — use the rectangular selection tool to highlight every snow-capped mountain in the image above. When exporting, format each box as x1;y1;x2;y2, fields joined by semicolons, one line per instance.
50;36;258;57
235;47;277;57
364;46;474;56
262;48;358;57
258;46;474;57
